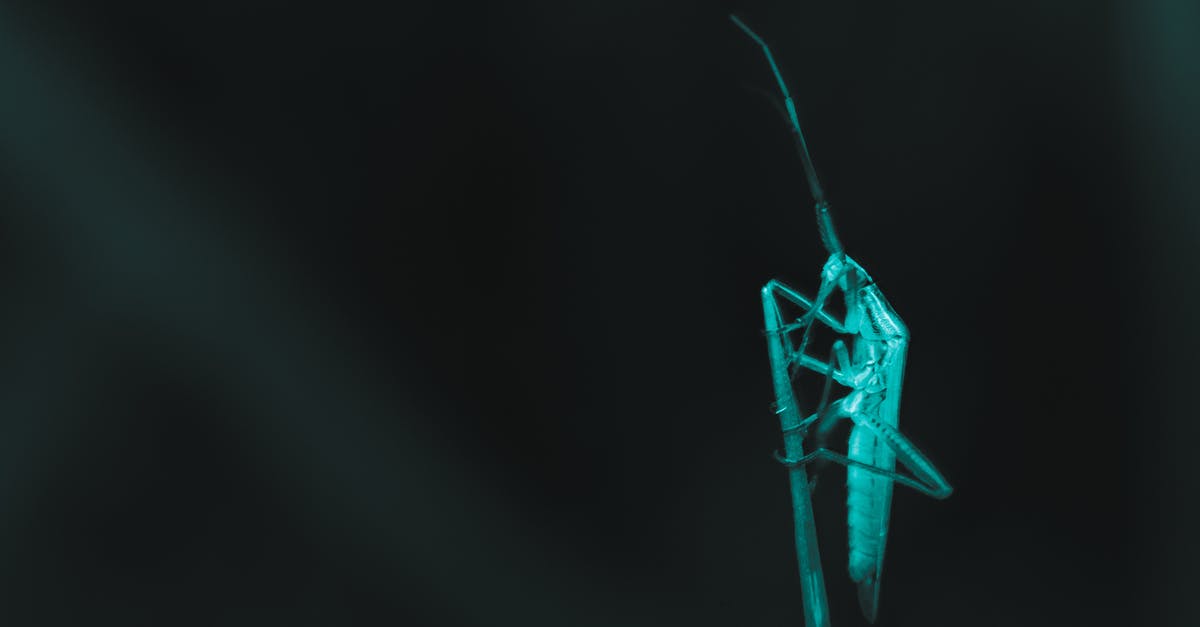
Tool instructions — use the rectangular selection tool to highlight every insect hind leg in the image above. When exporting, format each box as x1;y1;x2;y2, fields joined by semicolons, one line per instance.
776;441;952;500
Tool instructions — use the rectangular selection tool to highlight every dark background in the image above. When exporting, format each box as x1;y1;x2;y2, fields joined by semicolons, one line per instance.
0;1;1196;625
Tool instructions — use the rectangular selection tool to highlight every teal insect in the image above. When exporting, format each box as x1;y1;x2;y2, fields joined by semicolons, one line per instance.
733;14;953;626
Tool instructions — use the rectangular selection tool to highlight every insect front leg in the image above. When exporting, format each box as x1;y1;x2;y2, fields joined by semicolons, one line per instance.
763;279;850;334
762;279;851;383
793;256;865;359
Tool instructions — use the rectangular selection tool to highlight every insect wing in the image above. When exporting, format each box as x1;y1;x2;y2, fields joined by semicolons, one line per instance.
856;337;906;623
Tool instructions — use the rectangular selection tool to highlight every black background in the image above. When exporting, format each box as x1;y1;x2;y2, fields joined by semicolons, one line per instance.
0;1;1197;625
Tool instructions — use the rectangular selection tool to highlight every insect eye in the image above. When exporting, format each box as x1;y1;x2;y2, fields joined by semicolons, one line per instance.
846;268;861;287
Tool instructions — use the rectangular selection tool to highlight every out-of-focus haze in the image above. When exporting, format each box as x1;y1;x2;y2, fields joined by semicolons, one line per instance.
0;1;1195;625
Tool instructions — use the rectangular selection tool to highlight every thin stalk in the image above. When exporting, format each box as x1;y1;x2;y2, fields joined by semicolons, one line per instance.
762;291;832;627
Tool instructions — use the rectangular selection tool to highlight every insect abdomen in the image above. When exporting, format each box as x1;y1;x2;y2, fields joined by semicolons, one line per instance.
846;423;884;583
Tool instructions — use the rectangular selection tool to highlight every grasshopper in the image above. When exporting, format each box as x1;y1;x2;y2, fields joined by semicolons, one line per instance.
734;14;953;625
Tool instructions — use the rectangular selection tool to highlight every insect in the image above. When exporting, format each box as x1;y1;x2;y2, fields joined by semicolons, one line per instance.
732;14;954;625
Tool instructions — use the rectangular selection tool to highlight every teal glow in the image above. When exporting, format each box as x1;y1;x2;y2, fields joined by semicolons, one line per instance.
734;14;953;625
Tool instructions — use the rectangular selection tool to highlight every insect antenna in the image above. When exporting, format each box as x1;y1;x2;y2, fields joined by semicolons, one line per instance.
730;14;844;258
740;82;791;128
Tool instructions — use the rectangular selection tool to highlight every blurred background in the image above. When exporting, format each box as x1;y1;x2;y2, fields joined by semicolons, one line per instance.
0;0;1195;625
